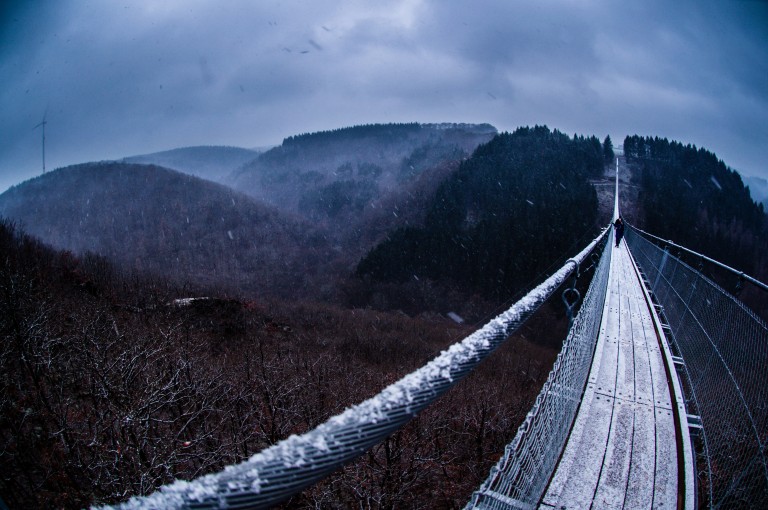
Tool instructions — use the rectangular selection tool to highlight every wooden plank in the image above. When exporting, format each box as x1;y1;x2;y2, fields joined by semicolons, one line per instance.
615;292;636;403
653;405;678;509
632;313;655;408
586;281;613;391
594;276;620;399
624;274;660;508
540;251;622;506
617;251;640;404
593;398;635;508
633;260;674;412
649;343;673;410
623;246;663;508
625;402;657;509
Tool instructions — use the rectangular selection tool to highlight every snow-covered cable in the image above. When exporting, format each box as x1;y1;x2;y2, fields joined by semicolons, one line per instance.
99;227;610;510
467;226;613;509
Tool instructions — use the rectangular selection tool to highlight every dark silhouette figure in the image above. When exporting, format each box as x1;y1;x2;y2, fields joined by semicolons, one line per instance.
614;217;625;247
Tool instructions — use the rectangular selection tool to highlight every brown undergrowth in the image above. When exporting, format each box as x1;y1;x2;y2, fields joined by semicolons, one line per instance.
0;220;560;509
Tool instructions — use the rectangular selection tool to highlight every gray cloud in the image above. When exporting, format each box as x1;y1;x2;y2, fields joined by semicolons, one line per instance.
1;0;767;193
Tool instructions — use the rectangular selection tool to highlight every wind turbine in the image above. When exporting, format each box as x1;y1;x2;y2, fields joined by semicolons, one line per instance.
33;110;48;173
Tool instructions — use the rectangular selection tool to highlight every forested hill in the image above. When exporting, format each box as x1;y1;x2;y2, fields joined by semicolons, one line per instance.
227;122;497;218
281;122;497;147
624;135;768;282
0;162;334;298
356;126;604;303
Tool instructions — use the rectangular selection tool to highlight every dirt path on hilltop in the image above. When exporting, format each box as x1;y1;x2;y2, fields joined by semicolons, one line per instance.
591;155;642;227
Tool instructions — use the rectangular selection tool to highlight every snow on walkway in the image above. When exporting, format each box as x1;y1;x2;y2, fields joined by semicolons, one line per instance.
540;240;681;509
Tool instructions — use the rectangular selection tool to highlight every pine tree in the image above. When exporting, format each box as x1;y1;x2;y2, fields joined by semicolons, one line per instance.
603;135;615;164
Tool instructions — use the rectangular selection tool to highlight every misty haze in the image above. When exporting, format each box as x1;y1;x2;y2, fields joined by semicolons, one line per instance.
1;2;767;509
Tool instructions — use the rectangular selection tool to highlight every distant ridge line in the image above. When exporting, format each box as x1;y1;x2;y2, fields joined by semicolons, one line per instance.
282;122;497;146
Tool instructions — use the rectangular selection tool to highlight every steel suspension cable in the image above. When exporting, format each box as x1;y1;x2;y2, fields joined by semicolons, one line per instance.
100;228;610;510
628;223;768;293
467;224;613;509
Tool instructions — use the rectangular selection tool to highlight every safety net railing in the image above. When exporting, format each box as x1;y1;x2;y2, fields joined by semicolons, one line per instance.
625;225;768;508
101;227;611;510
466;225;613;510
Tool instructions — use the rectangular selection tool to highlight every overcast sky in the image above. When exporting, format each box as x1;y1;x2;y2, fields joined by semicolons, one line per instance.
1;0;767;193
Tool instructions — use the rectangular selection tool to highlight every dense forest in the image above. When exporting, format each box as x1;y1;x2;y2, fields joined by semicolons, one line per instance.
356;126;603;302
624;135;768;286
0;219;558;508
283;122;423;146
282;122;496;147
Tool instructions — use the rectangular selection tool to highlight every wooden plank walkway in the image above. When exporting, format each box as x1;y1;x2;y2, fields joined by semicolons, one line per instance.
539;240;682;509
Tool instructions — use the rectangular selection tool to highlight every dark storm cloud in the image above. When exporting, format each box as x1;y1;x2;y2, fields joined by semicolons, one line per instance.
1;0;767;192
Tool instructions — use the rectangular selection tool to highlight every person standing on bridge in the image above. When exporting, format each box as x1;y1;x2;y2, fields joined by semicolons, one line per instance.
614;217;625;247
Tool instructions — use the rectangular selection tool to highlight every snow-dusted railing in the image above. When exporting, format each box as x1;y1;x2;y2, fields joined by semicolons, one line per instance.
626;226;768;508
102;229;610;510
628;224;768;293
466;225;612;510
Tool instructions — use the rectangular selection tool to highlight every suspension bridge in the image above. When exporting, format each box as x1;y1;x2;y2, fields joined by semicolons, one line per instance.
106;161;768;509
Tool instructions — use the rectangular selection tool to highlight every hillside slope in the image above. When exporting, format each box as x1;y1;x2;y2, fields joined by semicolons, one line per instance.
0;162;333;298
624;136;767;279
0;123;496;304
0;218;555;509
743;174;768;210
228;123;497;220
353;126;604;310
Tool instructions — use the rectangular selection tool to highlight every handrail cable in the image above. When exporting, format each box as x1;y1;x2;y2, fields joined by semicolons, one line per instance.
467;157;618;509
628;223;768;293
467;224;613;509
613;156;620;221
101;227;611;510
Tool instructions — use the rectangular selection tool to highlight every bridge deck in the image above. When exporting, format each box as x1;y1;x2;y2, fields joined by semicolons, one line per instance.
540;241;680;509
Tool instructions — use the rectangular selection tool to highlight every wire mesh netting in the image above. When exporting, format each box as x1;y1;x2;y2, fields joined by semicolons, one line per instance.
626;226;768;508
466;229;612;510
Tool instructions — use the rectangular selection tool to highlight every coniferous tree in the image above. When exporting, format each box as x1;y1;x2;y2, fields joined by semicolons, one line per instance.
624;134;768;282
603;135;614;164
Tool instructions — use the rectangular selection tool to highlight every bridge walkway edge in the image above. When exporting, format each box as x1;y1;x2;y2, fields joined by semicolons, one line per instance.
539;239;694;509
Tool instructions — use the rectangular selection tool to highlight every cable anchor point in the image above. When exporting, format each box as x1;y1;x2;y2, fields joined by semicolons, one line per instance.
562;258;581;327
